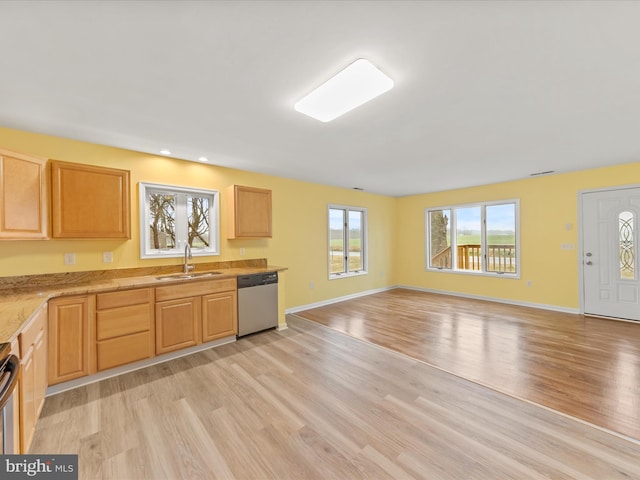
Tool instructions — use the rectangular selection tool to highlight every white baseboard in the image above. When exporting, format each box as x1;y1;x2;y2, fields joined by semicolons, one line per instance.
397;285;580;314
46;335;237;396
285;285;398;314
286;284;579;316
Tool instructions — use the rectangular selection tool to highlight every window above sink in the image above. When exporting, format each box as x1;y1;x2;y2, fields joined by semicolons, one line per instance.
139;182;220;259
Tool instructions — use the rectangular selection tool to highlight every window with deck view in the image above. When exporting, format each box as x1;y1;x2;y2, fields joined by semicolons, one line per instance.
139;182;220;259
426;200;519;275
329;205;367;278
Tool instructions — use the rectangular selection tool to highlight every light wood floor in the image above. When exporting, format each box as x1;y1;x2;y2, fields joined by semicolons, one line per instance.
297;288;640;441
31;315;640;479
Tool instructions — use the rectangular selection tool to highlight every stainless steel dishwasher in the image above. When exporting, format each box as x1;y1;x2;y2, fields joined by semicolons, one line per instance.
237;272;278;337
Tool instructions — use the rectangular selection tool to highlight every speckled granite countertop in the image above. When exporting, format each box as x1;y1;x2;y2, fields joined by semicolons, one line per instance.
0;259;286;344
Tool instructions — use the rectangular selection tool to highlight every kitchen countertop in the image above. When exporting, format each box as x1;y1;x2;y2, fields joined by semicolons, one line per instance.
0;262;286;344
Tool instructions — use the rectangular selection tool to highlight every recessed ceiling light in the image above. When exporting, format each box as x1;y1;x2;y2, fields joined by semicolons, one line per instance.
198;157;209;162
159;149;171;155
294;58;394;122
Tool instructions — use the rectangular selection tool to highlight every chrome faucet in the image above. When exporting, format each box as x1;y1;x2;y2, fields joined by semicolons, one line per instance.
184;243;194;274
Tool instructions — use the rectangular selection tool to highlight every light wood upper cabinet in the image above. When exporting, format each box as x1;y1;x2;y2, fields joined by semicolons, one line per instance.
227;185;272;238
50;160;131;238
19;304;48;453
48;295;92;385
0;148;48;239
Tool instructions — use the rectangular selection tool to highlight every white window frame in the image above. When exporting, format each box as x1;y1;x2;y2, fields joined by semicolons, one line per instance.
139;182;220;259
328;204;368;279
425;199;520;278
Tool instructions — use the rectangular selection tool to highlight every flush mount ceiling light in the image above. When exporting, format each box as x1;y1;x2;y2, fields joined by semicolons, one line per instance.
159;149;171;155
294;58;394;122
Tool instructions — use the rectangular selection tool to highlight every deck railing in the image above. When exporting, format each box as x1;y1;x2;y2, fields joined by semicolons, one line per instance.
431;244;516;273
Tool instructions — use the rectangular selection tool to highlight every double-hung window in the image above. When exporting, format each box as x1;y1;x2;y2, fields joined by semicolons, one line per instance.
426;200;519;276
329;205;367;278
139;182;220;259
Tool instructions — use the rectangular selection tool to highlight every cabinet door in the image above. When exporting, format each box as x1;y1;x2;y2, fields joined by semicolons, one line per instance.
50;160;130;238
227;185;272;238
18;305;47;453
155;297;202;355
19;345;35;453
0;149;48;239
34;327;47;419
48;296;91;385
202;290;238;342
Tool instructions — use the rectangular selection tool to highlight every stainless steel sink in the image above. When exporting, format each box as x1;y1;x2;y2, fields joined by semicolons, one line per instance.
155;271;222;281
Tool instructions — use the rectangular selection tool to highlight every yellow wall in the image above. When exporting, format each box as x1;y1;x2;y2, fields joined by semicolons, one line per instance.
0;127;397;310
3;126;639;313
396;162;640;310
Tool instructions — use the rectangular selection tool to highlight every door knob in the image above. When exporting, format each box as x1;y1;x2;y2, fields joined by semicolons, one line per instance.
586;261;593;265
586;252;592;257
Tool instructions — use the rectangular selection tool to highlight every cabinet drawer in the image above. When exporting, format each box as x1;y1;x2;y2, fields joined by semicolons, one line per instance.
96;304;151;340
97;288;152;310
155;278;236;302
97;332;153;371
19;305;46;357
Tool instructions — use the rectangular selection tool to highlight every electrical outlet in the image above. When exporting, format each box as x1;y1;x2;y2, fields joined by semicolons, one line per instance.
103;251;113;263
309;281;315;289
64;253;76;265
240;247;246;256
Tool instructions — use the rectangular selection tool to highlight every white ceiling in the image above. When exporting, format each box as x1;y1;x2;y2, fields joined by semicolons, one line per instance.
1;1;640;197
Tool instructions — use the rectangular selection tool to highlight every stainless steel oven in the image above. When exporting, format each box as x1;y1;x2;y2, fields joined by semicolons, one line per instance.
0;342;20;454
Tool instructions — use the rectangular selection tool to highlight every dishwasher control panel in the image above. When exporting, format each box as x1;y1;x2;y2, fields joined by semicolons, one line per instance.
237;272;278;288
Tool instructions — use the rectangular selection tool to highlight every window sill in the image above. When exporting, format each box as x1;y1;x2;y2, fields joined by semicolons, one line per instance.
426;267;520;279
329;271;368;280
141;250;220;260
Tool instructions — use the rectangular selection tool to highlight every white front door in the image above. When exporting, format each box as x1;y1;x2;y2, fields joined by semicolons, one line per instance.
581;187;640;321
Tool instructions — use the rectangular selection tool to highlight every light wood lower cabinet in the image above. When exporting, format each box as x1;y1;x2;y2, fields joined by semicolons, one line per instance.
96;288;155;371
44;279;237;387
19;305;47;453
155;278;237;355
203;290;238;342
155;297;202;355
48;295;92;385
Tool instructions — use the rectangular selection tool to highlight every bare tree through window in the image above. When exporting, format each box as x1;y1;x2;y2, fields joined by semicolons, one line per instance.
188;196;210;248
149;193;176;250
